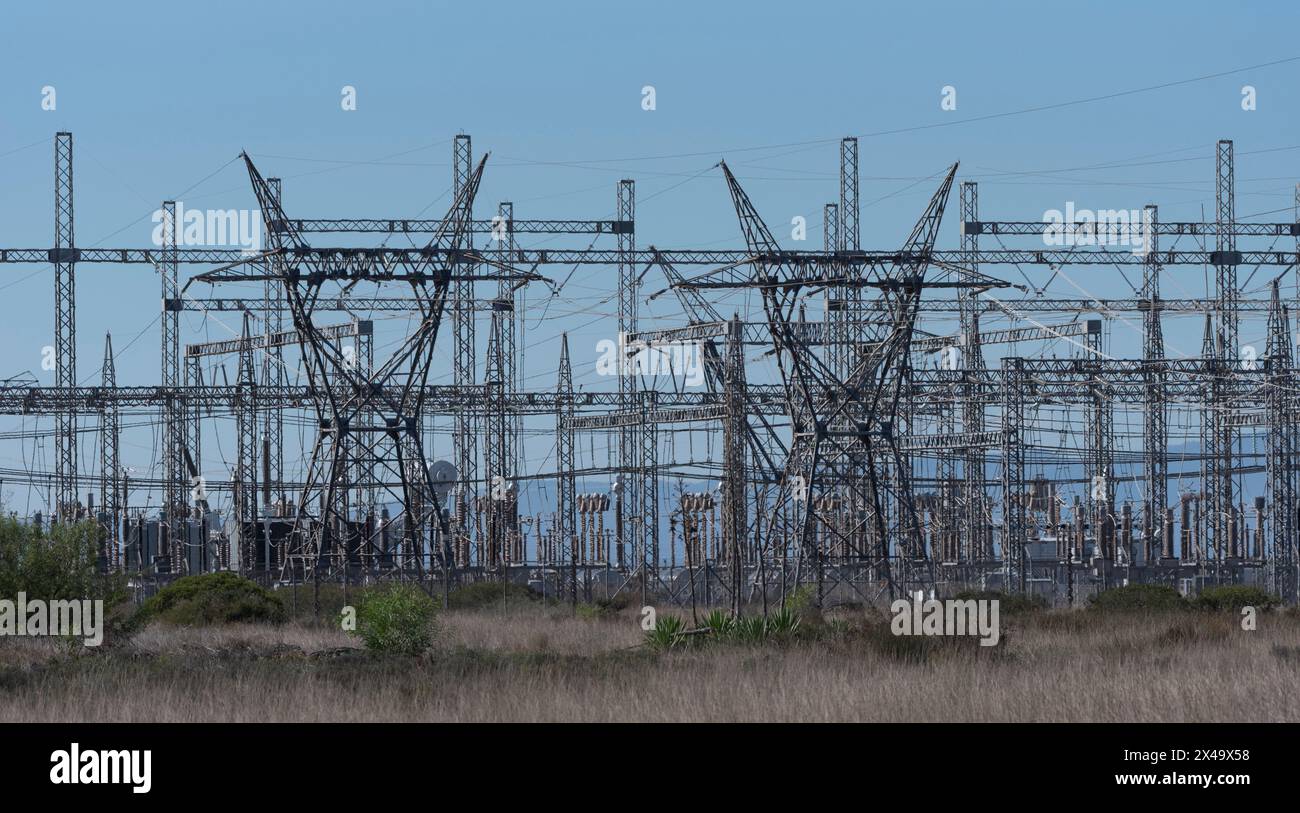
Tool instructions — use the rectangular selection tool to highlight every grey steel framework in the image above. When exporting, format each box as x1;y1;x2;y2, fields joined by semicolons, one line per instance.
3;131;1299;608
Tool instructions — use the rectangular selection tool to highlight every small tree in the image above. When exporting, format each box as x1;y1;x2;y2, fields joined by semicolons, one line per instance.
354;584;438;656
0;517;125;604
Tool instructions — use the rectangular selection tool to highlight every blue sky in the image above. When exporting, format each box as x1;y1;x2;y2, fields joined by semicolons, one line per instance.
0;0;1295;517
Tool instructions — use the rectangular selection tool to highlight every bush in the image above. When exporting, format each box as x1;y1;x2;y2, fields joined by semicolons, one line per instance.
702;609;735;637
731;614;768;644
693;608;801;646
643;613;687;651
953;589;1047;614
784;585;818;614
1194;585;1280;612
354;584;438;656
765;607;802;640
447;581;540;610
1089;584;1186;612
137;572;285;626
0;517;126;606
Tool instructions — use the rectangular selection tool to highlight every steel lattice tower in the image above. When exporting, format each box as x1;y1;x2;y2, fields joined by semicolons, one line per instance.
7;128;1300;608
53;132;76;520
1267;280;1297;600
1212;139;1238;558
235;313;258;569
839;137;859;252
489;200;518;565
615;180;647;579
452;135;478;563
99;333;119;569
1141;204;1168;563
160;200;187;566
959;181;989;560
1199;313;1219;561
263;177;286;507
556;333;576;601
1001;357;1026;590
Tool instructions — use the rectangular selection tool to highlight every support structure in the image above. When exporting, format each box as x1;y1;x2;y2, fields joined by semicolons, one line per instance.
556;334;576;602
1142;204;1168;562
452;135;478;565
160;200;187;562
53;132;76;520
99;333;119;569
1;132;1296;608
1267;280;1297;600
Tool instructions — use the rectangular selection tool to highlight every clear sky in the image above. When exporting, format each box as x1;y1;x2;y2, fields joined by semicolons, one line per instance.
0;0;1295;517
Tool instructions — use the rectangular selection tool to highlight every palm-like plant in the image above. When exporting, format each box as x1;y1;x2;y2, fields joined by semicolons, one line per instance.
703;609;735;638
766;607;801;640
644;613;687;651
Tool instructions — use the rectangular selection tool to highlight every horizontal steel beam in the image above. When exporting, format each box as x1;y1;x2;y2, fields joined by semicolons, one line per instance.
968;220;1300;238
570;404;727;430
185;320;368;358
282;218;628;235
172;295;1281;314
3;247;1296;267
0;385;787;415
912;320;1095;352
899;429;1012;451
627;320;826;346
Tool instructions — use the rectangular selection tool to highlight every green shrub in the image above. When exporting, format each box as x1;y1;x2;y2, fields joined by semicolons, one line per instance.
447;581;540;610
1194;585;1280;612
784;584;818;614
354;583;438;656
954;589;1047;614
731;615;768;644
766;607;802;640
137;572;285;626
644;613;687;651
0;517;126;606
1088;584;1186;612
702;609;802;646
702;609;735;637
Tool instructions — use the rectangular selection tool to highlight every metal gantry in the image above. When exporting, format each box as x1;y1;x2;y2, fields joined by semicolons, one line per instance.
3;132;1300;607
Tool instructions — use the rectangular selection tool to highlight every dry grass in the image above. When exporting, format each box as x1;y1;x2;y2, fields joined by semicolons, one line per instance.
2;606;1298;722
126;623;359;656
440;605;643;654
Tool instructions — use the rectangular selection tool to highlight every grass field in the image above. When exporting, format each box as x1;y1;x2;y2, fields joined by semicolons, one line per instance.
3;598;1300;723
